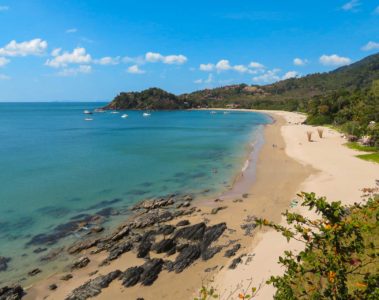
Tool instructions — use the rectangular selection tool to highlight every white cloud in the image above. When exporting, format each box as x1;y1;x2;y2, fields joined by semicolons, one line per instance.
145;52;187;64
122;56;145;65
57;65;92;77
0;73;10;80
45;47;92;68
127;64;145;74
199;63;214;72
51;48;62;57
282;71;299;80
249;61;265;69
319;54;351;66
293;58;308;66
252;69;281;83
95;56;120;65
0;5;9;11
215;59;232;72
0;57;10;67
361;41;379;51
233;64;249;73
66;28;78;34
342;0;360;11
0;39;48;57
194;74;214;84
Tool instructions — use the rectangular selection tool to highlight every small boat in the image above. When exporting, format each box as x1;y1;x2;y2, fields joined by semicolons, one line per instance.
84;118;93;121
94;108;105;113
121;114;128;118
143;112;151;117
83;110;92;115
110;111;119;114
210;111;217;114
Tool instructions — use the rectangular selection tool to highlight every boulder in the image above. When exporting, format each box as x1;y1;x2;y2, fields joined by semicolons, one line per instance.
224;244;241;258
28;268;41;276
139;259;164;286
152;239;176;254
120;266;144;287
0;285;24;300
71;257;90;270
173;223;206;241
176;220;190;227
169;244;201;273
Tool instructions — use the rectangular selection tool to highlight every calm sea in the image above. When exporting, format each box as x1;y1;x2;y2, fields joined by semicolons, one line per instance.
0;102;270;283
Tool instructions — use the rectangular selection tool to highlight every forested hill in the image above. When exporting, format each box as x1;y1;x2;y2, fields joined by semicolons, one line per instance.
105;52;379;110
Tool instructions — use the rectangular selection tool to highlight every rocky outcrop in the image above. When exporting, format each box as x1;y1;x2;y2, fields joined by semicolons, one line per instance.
224;244;241;257
71;257;90;270
100;242;133;266
139;259;164;286
65;270;121;300
120;266;144;287
168;244;201;273
0;285;24;300
173;223;206;241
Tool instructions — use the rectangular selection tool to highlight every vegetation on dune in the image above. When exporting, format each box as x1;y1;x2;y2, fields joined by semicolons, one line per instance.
356;153;379;164
256;191;379;300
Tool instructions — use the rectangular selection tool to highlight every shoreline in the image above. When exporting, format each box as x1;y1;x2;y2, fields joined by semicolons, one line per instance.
21;109;308;300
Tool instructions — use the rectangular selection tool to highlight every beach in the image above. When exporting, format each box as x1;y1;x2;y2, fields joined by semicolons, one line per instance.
21;109;379;300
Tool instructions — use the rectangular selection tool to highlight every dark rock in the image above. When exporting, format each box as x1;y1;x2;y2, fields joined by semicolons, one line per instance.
176;220;190;227
152;239;176;254
132;198;174;211
229;256;243;269
65;270;121;300
101;242;132;265
211;206;227;215
33;247;47;254
110;226;130;242
40;247;65;262
49;284;58;291
129;210;173;229
0;285;24;300
182;201;191;208
156;225;175;236
0;257;11;272
71;257;90;270
240;223;256;236
67;239;99;255
202;223;227;249
137;231;155;258
120;266;144;287
90;226;104;233
173;223;206;241
224;244;241;258
140;259;163;286
170;244;201;273
201;246;223;261
60;274;73;281
28;268;41;276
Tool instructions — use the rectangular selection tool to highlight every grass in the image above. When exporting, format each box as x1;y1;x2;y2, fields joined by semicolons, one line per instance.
356;152;379;163
345;142;378;152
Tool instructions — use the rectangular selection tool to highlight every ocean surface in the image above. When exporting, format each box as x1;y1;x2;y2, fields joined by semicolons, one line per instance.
0;102;271;284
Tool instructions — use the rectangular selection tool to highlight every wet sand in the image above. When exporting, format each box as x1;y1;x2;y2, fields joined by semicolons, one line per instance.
23;112;313;300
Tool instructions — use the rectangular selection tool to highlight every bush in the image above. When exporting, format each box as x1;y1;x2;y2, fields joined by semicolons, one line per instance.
306;115;333;125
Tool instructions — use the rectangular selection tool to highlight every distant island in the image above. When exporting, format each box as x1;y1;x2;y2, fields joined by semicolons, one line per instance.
105;52;379;148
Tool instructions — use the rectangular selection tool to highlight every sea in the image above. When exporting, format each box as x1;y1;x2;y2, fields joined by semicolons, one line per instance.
0;102;271;284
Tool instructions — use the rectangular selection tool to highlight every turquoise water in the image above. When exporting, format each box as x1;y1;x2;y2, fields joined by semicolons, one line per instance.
0;103;270;283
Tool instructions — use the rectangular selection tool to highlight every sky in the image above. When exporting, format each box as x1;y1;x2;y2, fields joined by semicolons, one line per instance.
0;0;379;102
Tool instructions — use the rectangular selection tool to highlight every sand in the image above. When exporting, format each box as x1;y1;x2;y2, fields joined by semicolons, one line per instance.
22;109;379;300
213;110;379;299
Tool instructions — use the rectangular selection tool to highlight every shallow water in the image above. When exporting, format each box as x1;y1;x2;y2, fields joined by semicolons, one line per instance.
0;103;270;283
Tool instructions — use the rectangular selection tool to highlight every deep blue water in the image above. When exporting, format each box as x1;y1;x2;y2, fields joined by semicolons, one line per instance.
0;102;270;283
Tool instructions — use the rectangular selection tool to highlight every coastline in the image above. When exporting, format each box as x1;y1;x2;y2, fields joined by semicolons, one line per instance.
22;109;310;300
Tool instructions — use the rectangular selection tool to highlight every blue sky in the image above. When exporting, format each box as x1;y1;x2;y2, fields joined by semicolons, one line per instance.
0;0;379;101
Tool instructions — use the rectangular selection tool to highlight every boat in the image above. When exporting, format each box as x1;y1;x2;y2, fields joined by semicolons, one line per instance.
84;118;93;121
143;112;151;117
83;110;93;115
121;114;128;118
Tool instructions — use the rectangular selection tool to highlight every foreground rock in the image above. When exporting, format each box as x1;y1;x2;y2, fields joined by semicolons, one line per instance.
65;270;121;300
120;259;163;288
0;285;24;300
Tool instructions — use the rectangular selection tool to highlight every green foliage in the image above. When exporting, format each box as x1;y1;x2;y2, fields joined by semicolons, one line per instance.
345;142;378;152
356;153;379;163
256;192;379;299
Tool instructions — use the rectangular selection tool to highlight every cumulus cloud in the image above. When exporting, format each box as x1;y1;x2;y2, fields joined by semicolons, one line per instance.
319;54;351;66
0;38;48;57
145;52;187;64
95;56;120;65
0;57;10;67
215;59;232;71
199;63;214;72
66;28;78;34
342;0;360;11
282;71;299;80
252;69;281;83
233;64;249;73
0;73;10;80
127;64;145;74
361;41;379;51
0;5;9;11
57;65;92;77
293;58;308;66
249;61;265;69
194;74;214;84
45;47;92;68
